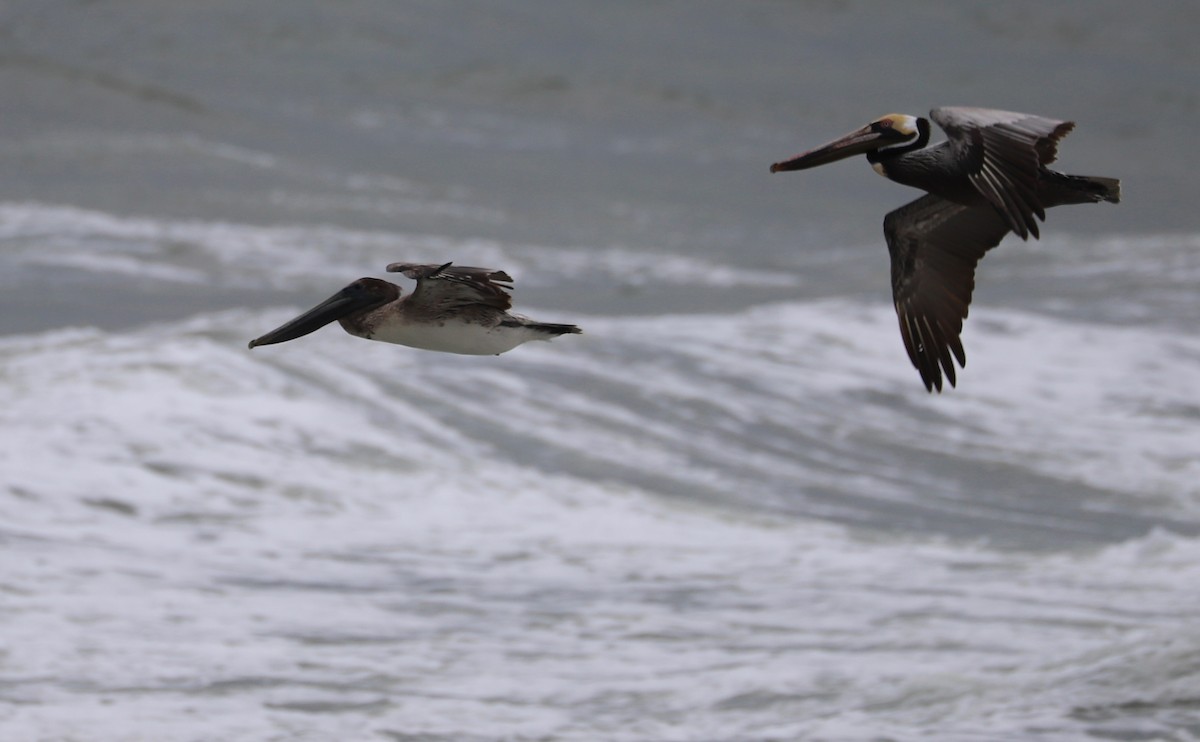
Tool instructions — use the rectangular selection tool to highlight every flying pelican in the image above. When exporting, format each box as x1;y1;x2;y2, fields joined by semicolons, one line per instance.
248;262;581;354
770;107;1120;392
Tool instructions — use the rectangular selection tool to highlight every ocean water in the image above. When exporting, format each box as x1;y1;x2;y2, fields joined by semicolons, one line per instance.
2;2;1199;740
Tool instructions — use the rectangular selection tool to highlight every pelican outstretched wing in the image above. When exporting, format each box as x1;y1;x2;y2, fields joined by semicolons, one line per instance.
884;194;1011;392
931;106;1075;240
386;262;514;311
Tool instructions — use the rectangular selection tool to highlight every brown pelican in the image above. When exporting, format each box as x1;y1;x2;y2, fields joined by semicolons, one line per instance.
770;107;1120;392
248;262;581;354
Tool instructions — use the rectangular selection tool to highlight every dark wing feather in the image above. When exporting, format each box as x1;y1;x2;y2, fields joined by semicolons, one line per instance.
931;107;1075;240
385;262;514;311
884;194;1012;392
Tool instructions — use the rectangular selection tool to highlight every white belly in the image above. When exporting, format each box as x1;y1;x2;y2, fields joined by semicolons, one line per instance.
369;318;533;355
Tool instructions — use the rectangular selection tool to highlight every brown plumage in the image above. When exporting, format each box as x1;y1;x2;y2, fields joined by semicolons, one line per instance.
771;107;1120;392
248;262;580;355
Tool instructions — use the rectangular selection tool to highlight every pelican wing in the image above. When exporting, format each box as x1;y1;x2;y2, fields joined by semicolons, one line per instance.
385;262;514;311
884;194;1011;392
931;107;1075;240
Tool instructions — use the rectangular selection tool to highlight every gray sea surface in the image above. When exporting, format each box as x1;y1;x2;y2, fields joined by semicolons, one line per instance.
2;2;1199;740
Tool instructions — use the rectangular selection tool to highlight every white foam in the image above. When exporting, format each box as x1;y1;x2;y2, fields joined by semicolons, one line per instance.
2;255;1199;740
0;202;802;293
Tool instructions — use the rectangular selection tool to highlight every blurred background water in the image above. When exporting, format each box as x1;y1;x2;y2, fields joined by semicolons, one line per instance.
1;2;1199;740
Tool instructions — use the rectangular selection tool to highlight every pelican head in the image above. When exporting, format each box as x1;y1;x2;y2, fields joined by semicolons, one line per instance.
770;114;928;173
248;277;399;348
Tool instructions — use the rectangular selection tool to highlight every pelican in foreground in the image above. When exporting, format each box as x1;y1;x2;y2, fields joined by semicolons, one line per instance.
770;107;1120;392
248;262;581;354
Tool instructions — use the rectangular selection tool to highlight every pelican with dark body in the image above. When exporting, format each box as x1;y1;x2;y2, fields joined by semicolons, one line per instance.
248;262;581;355
771;107;1120;392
